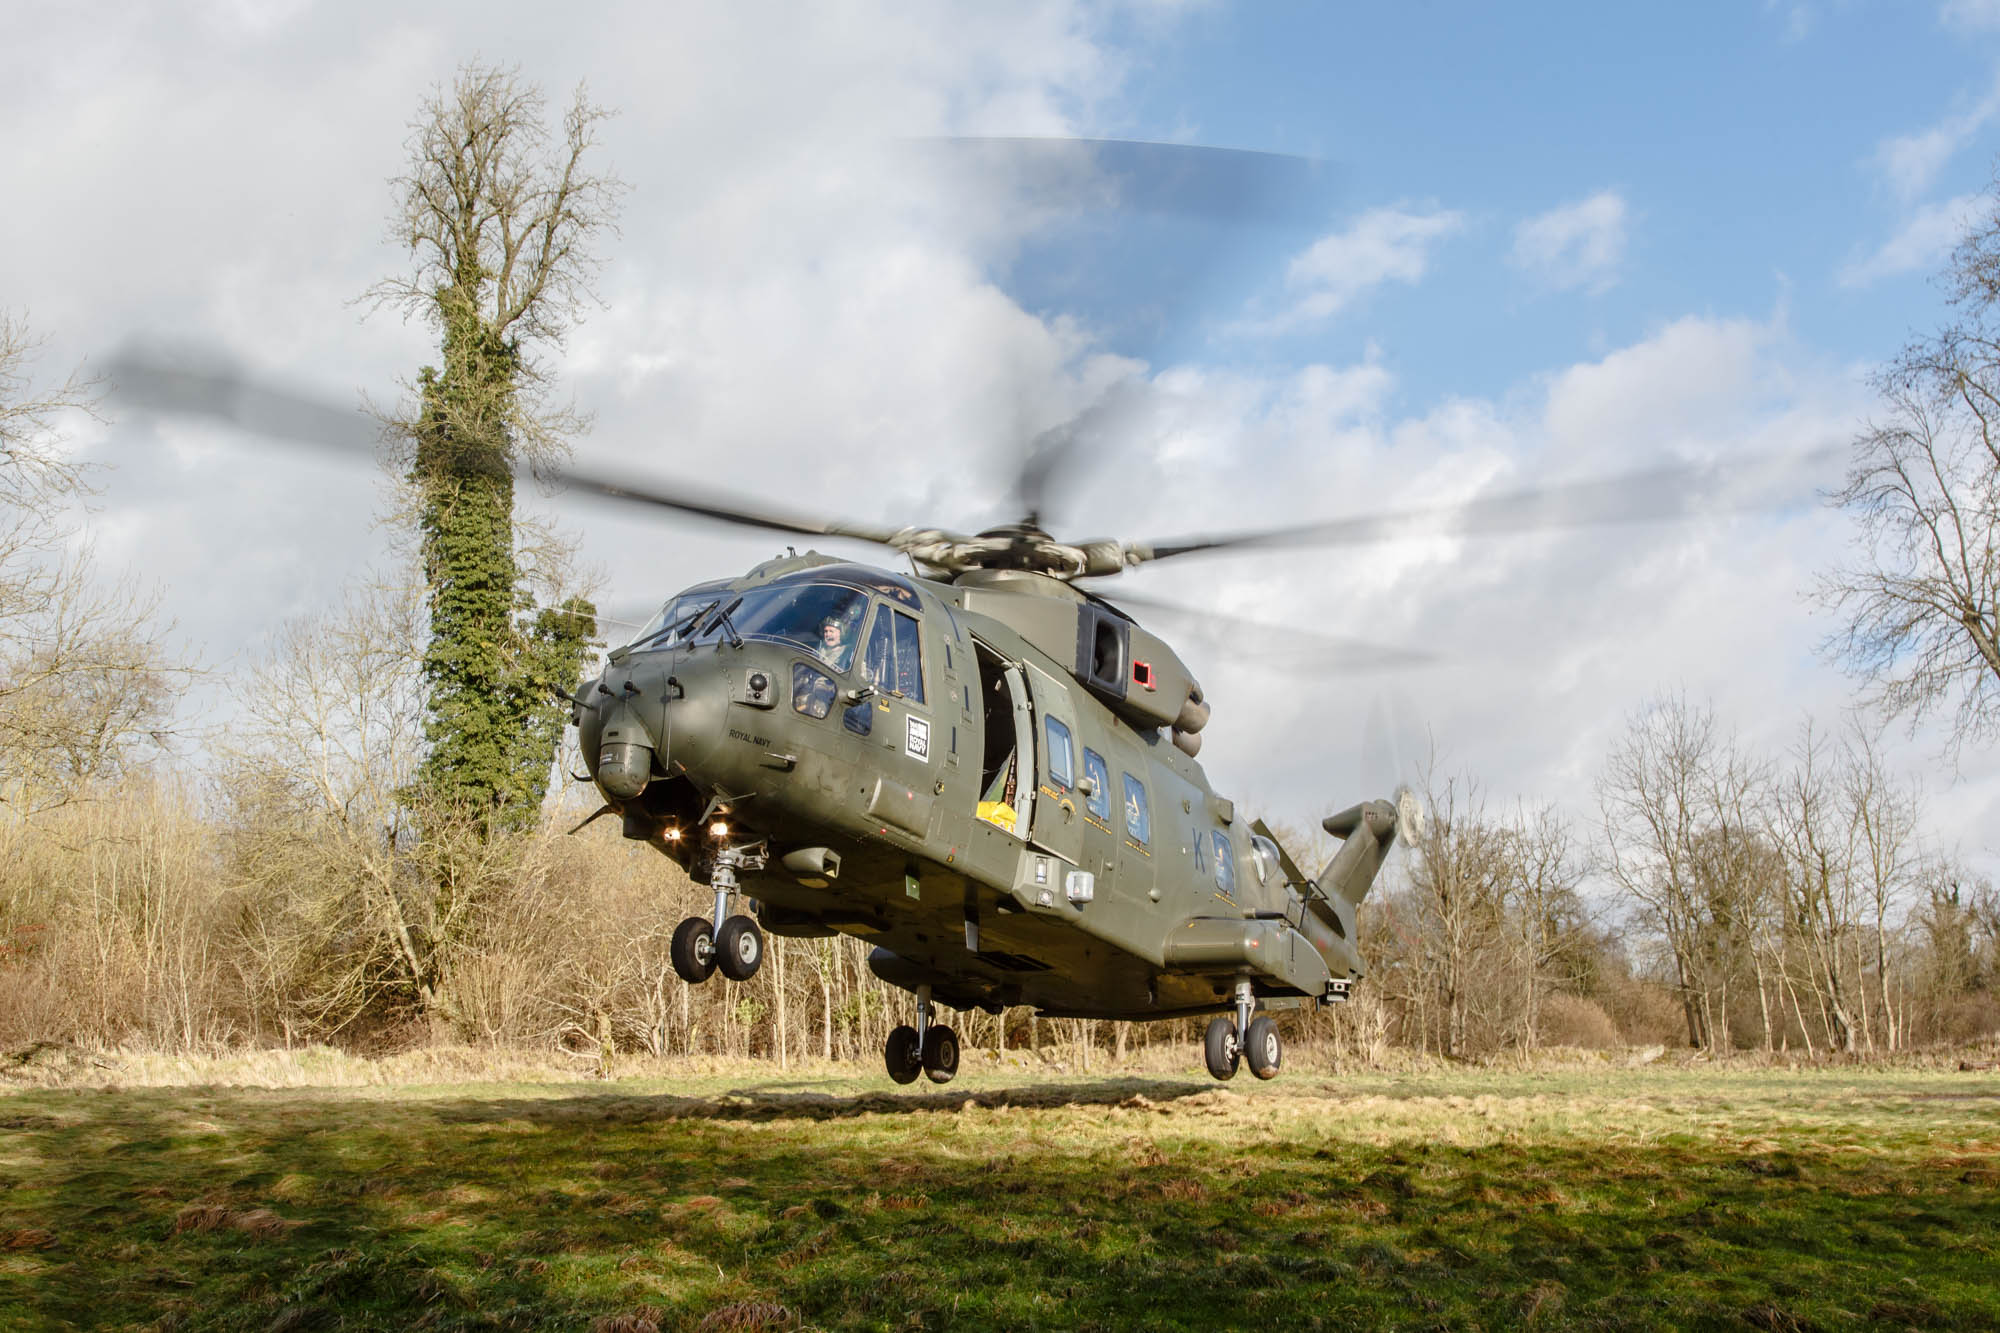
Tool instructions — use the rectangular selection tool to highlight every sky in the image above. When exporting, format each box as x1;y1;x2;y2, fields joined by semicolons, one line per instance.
4;0;1998;881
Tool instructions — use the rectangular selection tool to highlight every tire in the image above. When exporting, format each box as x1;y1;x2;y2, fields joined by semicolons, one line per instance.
1202;1015;1239;1081
921;1024;960;1084
716;915;764;982
670;916;716;984
1244;1015;1282;1080
884;1024;923;1085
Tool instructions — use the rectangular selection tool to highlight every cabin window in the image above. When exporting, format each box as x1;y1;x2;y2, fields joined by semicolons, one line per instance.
1083;749;1111;821
1214;834;1238;897
1044;717;1074;789
1122;773;1150;845
792;662;835;719
864;607;927;704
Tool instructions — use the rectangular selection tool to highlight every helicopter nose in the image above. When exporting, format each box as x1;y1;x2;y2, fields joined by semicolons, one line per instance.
588;655;731;802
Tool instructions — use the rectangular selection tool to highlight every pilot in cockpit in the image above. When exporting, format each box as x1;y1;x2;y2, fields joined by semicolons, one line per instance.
817;612;862;672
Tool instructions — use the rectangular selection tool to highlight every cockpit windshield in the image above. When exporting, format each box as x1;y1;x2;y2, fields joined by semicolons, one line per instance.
627;583;732;651
628;582;872;672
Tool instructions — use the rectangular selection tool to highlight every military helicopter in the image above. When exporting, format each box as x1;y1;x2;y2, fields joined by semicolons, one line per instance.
561;479;1425;1085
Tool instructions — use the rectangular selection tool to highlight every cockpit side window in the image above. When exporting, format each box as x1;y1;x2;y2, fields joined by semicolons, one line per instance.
1214;834;1237;897
865;607;927;704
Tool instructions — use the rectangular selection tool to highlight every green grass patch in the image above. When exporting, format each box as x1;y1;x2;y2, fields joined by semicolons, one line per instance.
2;1063;1996;1329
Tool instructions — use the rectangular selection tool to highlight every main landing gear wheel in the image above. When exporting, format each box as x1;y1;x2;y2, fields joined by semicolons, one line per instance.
1203;1016;1240;1081
1244;1015;1282;1080
716;915;764;982
670;917;716;984
885;1024;923;1085
921;1025;960;1084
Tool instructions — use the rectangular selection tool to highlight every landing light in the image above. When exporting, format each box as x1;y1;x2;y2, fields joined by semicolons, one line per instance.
709;821;729;839
664;827;683;843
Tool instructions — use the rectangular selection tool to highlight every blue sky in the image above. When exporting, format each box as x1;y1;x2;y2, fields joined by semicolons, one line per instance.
1080;4;2000;407
3;0;1996;875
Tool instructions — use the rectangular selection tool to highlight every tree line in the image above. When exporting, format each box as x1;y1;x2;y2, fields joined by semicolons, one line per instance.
2;66;1998;1066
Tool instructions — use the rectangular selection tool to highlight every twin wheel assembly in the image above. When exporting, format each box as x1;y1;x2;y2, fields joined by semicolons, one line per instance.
884;982;959;1086
669;845;767;985
1201;980;1283;1081
669;912;764;983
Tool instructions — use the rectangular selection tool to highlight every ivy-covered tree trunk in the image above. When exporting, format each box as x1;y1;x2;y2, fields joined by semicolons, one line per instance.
379;65;618;836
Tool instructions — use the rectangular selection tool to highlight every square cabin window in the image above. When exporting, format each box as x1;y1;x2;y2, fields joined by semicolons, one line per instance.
1083;749;1111;821
1044;716;1074;789
1122;773;1150;845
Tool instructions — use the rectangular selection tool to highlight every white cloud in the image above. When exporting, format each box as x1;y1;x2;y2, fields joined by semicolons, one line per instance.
3;0;1992;883
1239;207;1463;334
1510;190;1629;294
1869;71;2000;202
1942;0;2000;31
1840;191;1983;286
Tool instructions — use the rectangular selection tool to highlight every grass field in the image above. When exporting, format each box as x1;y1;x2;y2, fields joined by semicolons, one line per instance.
2;1053;1997;1330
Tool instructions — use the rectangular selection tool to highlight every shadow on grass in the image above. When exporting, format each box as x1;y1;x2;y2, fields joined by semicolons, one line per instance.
1;1075;1996;1331
428;1074;1217;1129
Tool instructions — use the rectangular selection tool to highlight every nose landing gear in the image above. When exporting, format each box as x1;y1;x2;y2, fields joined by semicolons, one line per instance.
670;844;767;985
885;984;959;1085
1203;980;1283;1081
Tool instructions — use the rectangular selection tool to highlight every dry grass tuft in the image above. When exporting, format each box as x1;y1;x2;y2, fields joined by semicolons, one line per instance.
170;1205;298;1239
697;1300;795;1331
1522;1280;1567;1324
588;1312;663;1333
0;1228;55;1251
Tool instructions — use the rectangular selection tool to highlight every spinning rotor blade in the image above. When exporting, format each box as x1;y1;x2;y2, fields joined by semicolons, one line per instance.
1098;588;1432;675
103;349;909;548
922;138;1334;529
1013;378;1152;526
1126;449;1840;565
916;137;1332;227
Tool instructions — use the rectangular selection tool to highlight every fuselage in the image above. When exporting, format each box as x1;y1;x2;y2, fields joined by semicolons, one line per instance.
575;551;1371;1021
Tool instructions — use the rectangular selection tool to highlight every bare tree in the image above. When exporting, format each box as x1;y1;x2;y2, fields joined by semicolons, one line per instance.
0;313;181;811
1505;802;1586;1050
1598;692;1770;1052
1822;178;2000;744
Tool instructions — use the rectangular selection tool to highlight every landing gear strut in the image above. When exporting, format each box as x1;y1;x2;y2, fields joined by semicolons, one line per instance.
1203;980;1282;1081
670;844;766;985
885;984;959;1086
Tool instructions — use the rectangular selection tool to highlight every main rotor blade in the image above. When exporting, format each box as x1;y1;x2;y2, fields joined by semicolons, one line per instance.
1097;588;1433;674
102;349;906;547
918;138;1335;527
1128;448;1841;564
919;137;1333;226
1013;377;1150;526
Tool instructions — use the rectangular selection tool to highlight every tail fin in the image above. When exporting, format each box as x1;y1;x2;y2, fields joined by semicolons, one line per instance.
1318;799;1403;907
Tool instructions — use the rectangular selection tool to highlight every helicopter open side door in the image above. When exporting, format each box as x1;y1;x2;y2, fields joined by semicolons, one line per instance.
1023;663;1084;866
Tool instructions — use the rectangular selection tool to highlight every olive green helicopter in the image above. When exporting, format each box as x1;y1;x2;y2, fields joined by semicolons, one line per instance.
558;473;1429;1086
106;140;1807;1085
